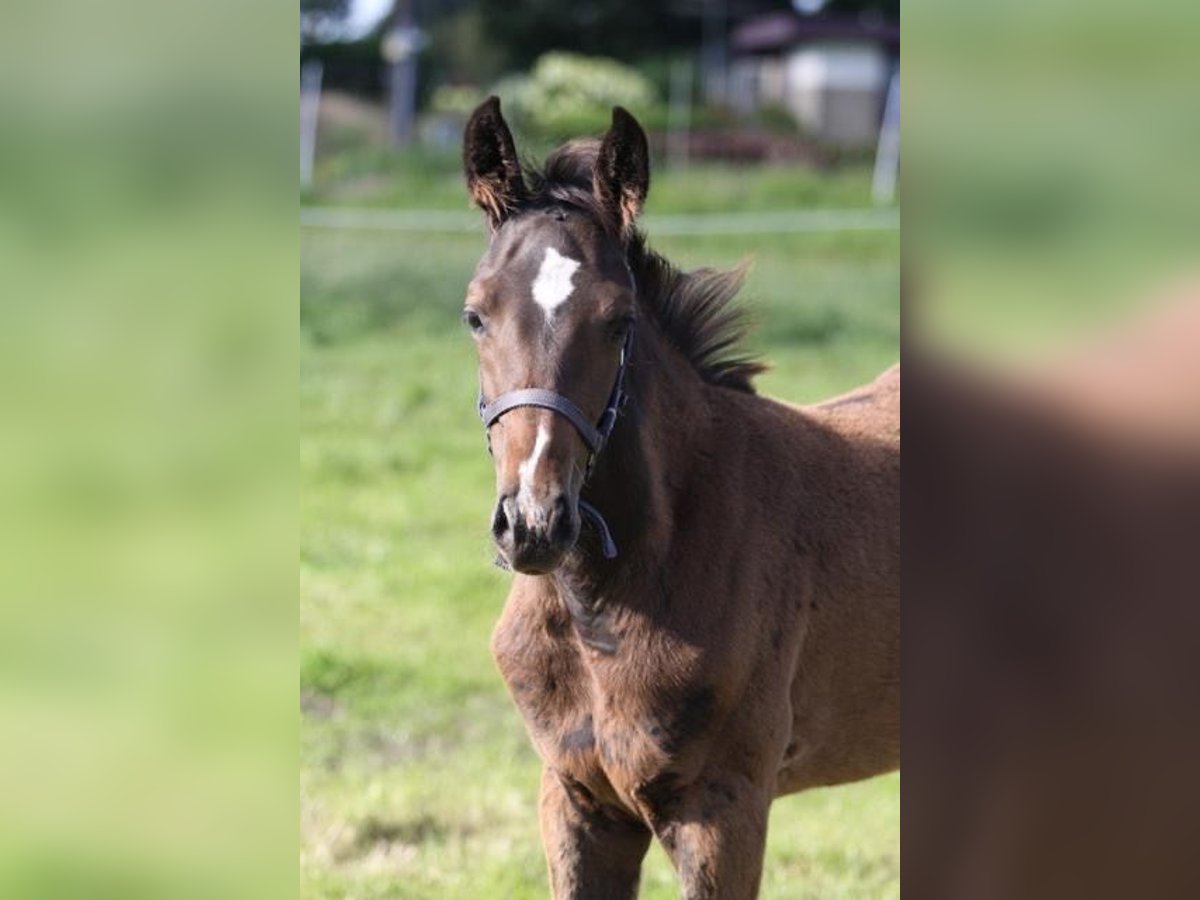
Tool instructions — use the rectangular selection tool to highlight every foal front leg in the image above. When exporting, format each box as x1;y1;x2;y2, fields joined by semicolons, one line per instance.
645;775;771;900
539;766;652;900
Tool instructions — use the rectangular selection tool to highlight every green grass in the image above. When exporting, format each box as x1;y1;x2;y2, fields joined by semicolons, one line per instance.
301;161;899;898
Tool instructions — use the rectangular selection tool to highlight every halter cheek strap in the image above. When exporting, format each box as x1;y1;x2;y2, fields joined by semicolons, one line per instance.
477;328;633;559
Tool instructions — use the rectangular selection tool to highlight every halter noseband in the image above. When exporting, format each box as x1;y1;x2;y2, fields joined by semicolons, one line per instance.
477;327;633;560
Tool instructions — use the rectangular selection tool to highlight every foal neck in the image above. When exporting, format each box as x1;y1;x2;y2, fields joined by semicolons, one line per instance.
564;321;710;591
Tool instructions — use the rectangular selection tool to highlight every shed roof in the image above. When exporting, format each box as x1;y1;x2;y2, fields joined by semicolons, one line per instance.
731;12;899;55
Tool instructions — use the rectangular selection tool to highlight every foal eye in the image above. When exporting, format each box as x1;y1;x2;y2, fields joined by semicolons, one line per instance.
462;309;485;334
608;314;635;340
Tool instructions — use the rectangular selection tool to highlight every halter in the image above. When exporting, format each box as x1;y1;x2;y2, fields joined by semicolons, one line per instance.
477;327;634;560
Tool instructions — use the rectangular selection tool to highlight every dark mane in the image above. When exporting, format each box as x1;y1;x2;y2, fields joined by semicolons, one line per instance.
524;140;766;394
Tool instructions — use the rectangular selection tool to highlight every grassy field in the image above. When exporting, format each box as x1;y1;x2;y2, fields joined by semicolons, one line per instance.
300;152;900;898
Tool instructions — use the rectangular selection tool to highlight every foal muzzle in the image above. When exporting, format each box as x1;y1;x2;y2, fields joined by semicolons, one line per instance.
491;490;580;574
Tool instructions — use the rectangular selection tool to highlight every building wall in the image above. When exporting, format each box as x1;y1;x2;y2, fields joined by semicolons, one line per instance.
785;41;889;148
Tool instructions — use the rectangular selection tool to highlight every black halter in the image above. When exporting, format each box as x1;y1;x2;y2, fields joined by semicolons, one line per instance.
477;328;633;560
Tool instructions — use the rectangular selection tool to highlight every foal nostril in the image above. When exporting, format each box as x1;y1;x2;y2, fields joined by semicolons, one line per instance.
492;494;514;539
549;494;577;544
552;494;570;525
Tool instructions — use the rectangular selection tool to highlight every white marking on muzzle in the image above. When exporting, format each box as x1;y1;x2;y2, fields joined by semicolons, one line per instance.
531;247;580;318
517;424;552;527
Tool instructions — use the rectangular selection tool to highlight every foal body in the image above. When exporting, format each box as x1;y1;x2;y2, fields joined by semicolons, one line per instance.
463;98;899;898
492;348;900;898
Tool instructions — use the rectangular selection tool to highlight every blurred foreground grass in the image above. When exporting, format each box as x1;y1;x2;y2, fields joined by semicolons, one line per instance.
0;3;297;898
300;162;899;898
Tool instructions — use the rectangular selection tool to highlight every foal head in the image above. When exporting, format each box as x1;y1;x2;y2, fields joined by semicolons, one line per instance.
462;97;649;574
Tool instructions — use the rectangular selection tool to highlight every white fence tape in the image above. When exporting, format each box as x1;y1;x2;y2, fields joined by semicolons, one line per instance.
300;206;899;236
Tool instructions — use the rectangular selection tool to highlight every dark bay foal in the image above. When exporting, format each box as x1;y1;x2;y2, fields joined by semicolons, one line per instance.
461;97;899;899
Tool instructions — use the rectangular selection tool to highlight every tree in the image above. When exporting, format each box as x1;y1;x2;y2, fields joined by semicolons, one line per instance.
475;0;896;75
477;0;702;71
301;0;352;44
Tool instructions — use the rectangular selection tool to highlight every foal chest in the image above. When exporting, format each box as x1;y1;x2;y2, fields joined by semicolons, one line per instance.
491;590;681;812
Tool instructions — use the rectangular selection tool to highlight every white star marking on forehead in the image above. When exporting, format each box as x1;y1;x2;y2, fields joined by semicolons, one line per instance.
531;247;581;319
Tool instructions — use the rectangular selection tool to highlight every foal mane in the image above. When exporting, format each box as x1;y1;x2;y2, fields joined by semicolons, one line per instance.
525;140;766;394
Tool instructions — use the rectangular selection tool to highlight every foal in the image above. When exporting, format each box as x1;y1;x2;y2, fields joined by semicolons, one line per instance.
462;98;899;899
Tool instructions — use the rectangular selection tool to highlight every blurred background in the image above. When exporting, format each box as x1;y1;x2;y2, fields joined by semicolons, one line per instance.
299;1;901;898
299;0;900;177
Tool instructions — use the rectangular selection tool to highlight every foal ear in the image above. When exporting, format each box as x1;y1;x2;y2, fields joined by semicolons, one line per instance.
463;96;526;231
593;106;650;240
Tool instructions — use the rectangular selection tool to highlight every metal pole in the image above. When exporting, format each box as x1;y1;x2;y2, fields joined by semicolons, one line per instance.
667;58;693;169
386;0;419;146
701;0;728;105
872;70;900;206
300;60;324;187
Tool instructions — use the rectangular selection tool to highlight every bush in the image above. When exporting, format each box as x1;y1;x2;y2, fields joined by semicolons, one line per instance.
489;52;659;143
428;84;487;118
